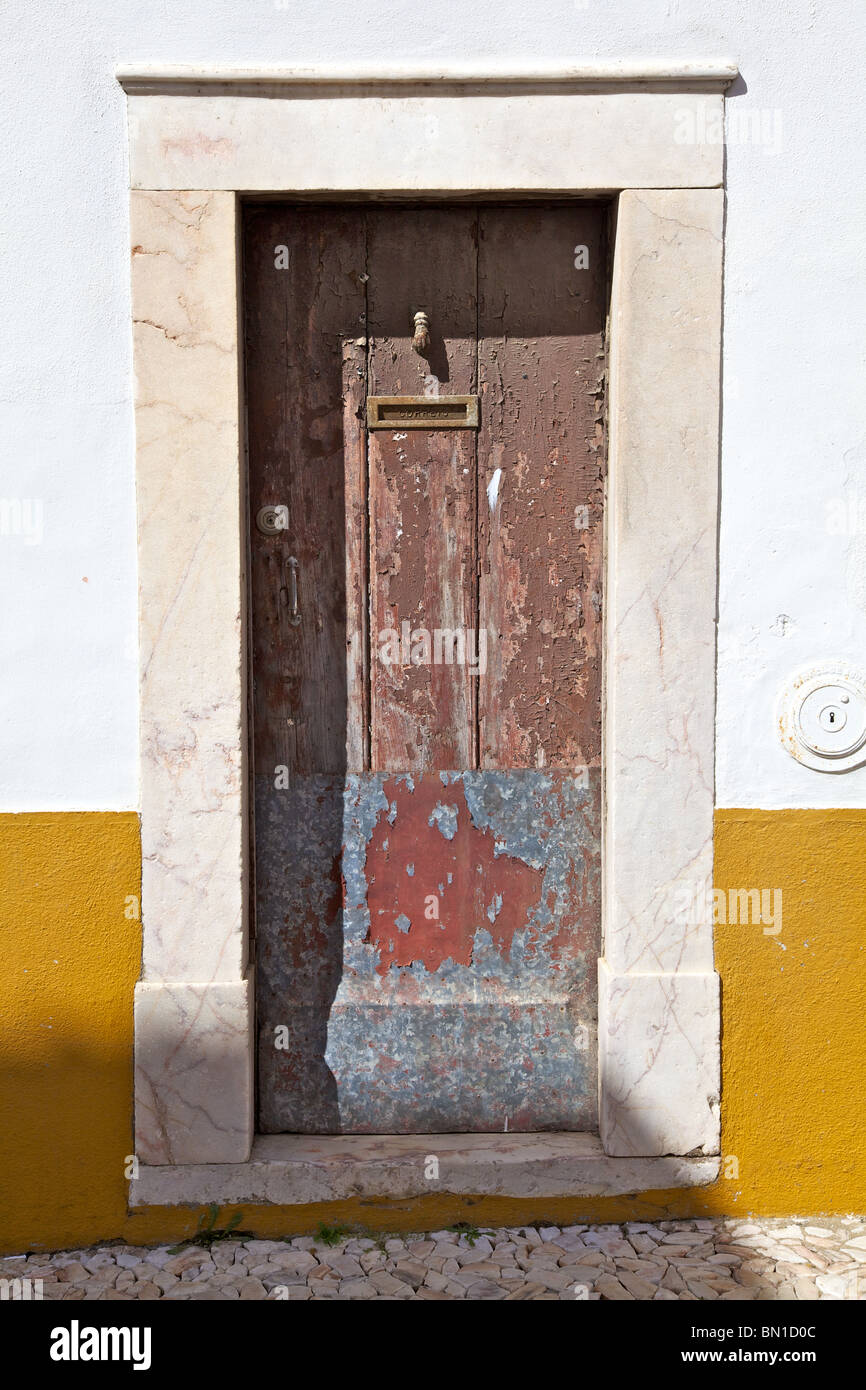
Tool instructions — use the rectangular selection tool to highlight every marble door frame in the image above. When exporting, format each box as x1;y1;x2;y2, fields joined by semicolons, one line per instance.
121;63;732;1202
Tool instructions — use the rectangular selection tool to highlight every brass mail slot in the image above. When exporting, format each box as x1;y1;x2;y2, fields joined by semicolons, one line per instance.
367;395;480;430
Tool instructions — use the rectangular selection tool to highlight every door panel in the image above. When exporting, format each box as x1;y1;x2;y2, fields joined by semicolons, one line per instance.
367;208;478;770
245;206;367;776
245;202;606;1133
478;207;605;770
245;207;367;1130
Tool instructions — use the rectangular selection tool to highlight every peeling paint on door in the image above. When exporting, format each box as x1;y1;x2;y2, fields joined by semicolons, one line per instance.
255;768;599;1132
246;203;606;1134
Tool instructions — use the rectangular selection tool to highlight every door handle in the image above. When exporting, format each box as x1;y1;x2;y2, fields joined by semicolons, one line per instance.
286;556;301;626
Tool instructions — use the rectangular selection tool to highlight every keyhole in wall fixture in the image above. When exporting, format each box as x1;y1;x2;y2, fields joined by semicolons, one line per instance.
817;702;848;734
781;669;866;769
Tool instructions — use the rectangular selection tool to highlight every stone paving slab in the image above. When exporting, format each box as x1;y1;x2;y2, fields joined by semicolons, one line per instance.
2;1218;865;1301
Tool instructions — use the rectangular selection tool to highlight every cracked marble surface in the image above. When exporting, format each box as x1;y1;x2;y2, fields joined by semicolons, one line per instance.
132;190;252;1164
600;189;723;1157
133;190;247;988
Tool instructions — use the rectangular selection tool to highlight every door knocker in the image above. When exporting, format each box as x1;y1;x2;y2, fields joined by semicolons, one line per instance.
412;310;430;355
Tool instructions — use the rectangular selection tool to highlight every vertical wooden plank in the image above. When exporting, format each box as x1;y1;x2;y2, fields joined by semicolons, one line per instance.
367;208;478;770
244;205;367;775
246;206;367;1134
477;205;607;770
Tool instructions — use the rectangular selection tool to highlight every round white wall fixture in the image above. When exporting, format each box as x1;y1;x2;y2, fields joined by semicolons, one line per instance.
777;664;866;772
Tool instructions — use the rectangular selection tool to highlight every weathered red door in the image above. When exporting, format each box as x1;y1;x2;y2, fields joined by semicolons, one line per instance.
244;203;606;1133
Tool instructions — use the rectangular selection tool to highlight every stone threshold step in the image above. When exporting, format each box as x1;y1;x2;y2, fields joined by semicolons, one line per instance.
130;1133;719;1206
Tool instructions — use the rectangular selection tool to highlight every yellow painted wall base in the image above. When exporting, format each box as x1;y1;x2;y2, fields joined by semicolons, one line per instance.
1;808;864;1253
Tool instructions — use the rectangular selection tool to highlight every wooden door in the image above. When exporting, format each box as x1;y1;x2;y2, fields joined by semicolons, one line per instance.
244;203;606;1133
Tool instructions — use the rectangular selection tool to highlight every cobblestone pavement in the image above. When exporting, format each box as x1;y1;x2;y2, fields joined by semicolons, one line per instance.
4;1218;865;1301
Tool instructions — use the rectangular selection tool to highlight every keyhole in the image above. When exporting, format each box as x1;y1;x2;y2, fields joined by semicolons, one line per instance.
817;701;849;735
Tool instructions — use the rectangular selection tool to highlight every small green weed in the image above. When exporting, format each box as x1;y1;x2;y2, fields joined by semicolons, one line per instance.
167;1205;253;1254
448;1222;482;1246
313;1221;354;1248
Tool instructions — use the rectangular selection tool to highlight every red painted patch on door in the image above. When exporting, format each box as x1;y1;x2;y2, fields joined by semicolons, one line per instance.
364;775;543;973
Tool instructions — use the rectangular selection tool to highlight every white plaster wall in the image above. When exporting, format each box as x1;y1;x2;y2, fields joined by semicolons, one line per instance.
0;1;863;810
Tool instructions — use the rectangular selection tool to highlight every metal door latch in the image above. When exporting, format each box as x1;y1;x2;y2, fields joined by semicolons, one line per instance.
286;556;301;625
